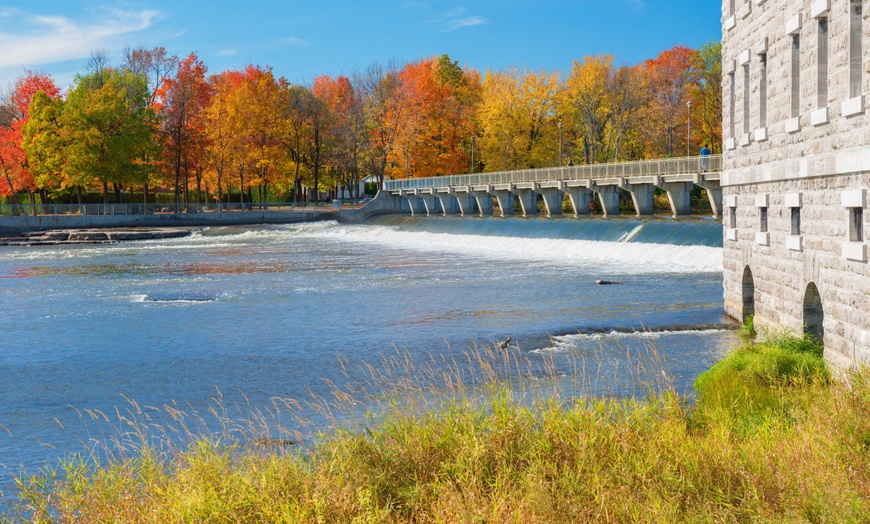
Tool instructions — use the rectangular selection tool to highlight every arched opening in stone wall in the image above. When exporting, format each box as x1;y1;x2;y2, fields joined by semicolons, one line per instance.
741;266;755;321
803;282;824;342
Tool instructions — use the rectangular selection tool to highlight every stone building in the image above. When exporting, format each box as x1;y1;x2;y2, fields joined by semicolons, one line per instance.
721;0;870;368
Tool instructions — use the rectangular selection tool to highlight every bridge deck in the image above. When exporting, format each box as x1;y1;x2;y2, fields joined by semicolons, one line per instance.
383;155;721;190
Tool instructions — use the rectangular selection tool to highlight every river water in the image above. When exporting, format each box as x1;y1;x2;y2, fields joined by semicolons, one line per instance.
0;215;734;489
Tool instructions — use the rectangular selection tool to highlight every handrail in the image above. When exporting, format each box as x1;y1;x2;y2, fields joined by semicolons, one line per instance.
383;155;722;190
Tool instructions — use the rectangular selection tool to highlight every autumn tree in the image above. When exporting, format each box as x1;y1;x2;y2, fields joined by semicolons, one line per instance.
156;53;210;206
564;56;648;164
357;62;407;187
0;72;61;210
691;41;723;153
122;46;179;106
395;55;478;178
314;75;366;198
476;67;563;171
643;46;698;157
203;70;244;208
61;70;160;204
203;66;284;206
22;93;69;201
276;81;313;203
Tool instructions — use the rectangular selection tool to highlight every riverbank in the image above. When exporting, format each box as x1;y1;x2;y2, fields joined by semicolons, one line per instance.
0;208;336;237
6;332;868;522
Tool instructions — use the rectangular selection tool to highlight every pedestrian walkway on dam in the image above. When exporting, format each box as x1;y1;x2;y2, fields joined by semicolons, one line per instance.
380;155;723;218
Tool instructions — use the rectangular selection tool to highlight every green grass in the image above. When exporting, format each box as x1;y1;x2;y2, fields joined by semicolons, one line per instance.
5;334;870;523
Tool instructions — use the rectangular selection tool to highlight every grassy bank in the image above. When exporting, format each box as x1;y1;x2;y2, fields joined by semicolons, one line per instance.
6;333;870;523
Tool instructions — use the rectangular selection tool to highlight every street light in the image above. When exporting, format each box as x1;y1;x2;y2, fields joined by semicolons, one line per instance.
405;147;409;178
558;121;563;167
687;100;693;157
471;135;475;174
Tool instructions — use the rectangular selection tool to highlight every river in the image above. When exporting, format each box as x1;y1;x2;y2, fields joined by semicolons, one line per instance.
0;215;734;491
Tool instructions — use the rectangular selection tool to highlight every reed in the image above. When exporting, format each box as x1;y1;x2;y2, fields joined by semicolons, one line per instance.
5;333;870;523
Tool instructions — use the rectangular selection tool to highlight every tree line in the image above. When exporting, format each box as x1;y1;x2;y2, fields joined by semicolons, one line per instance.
0;43;721;207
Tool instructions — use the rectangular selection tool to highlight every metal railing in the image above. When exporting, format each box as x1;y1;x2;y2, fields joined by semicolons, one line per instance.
383;154;722;191
0;201;350;217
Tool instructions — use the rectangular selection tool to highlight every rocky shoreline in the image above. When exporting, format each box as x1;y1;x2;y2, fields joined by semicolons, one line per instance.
0;228;195;246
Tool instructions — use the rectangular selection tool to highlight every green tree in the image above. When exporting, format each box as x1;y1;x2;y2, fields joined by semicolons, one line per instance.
62;70;160;204
692;41;723;153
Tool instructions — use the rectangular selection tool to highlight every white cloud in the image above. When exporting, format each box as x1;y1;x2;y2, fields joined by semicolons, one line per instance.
426;7;487;32
445;16;486;31
0;8;164;69
214;49;240;57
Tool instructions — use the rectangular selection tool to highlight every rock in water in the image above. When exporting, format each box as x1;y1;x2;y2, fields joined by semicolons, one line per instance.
595;280;624;285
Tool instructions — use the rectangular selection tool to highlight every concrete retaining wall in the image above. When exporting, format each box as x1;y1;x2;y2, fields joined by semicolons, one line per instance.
338;191;410;223
0;210;335;237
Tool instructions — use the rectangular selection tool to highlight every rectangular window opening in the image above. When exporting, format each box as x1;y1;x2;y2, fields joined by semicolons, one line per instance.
850;0;863;99
818;17;828;108
759;54;767;128
791;35;801;118
850;207;864;242
729;73;736;138
760;207;768;233
743;64;751;135
791;207;801;236
730;206;737;229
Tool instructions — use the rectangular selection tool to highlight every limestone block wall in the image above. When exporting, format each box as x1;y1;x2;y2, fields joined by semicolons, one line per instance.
722;173;870;368
722;0;870;368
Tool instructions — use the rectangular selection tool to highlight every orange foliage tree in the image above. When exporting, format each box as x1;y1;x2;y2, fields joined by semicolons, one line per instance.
156;53;211;206
643;46;699;157
396;55;478;178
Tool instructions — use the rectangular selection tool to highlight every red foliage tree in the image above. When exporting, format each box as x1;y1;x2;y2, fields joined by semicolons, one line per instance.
0;72;60;208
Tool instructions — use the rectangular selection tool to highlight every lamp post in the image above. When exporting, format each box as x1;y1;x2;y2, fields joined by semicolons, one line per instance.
687;100;693;157
558;121;563;167
405;147;409;178
471;135;475;174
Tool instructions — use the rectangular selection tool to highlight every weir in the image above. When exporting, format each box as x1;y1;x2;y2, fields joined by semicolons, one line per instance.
365;215;724;248
368;155;722;220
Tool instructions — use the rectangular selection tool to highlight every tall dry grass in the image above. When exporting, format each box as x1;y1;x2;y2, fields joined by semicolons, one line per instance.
4;333;870;523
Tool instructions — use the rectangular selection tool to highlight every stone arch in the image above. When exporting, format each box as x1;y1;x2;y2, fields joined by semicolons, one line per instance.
741;266;755;321
803;282;824;341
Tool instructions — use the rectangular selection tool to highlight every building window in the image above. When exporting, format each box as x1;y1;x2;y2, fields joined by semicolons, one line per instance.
729;72;736;139
760;207;768;233
730;0;736;16
818;17;828;108
791;35;801;118
791;207;801;235
743;64;751;135
759;53;767;128
850;207;864;242
730;206;737;229
850;0;863;99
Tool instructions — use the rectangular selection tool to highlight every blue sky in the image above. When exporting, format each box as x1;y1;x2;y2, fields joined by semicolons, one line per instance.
0;1;723;91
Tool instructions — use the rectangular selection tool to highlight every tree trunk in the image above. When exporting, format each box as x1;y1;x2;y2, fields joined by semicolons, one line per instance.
76;186;83;206
102;181;109;206
217;166;223;212
196;169;203;204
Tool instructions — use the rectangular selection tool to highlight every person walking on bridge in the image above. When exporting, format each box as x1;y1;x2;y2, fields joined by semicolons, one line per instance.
700;144;711;172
